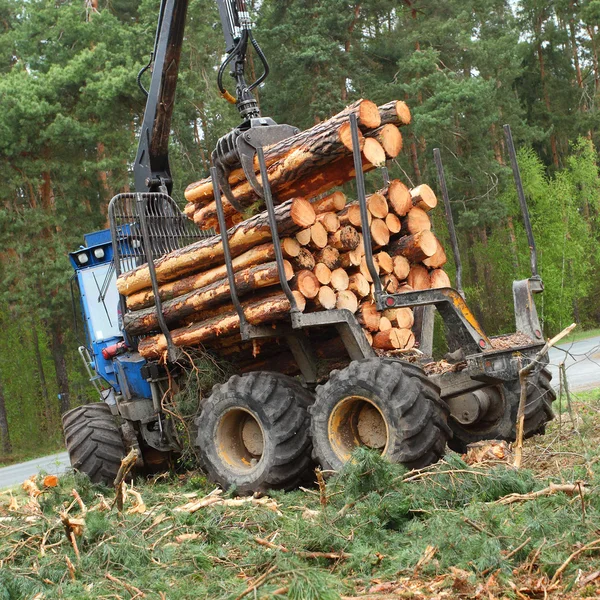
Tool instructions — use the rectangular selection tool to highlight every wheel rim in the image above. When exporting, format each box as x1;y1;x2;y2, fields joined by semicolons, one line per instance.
216;409;265;472
328;395;389;462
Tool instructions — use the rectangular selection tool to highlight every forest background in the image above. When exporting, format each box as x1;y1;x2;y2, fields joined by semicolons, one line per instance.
0;0;598;458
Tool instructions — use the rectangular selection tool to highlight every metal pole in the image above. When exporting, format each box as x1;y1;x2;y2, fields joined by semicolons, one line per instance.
350;114;383;305
504;124;539;279
210;167;249;335
256;146;299;314
433;148;464;297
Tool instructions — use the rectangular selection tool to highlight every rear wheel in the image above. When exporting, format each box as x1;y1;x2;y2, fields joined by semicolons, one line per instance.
195;372;313;493
447;368;556;452
62;403;125;486
310;358;451;472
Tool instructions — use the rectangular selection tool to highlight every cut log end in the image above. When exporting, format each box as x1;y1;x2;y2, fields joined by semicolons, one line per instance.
411;184;438;212
336;290;359;313
363;138;387;168
388;180;413;217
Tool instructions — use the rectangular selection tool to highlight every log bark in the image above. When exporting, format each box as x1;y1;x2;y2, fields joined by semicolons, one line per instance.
126;242;276;311
378;100;412;127
314;246;340;270
411;184;438;212
366;124;403;158
388;230;437;263
313;263;332;285
291;248;316;271
423;237;447;269
329;226;360;251
400;207;431;236
430;269;451;289
117;198;314;296
407;265;431;291
124;260;293;336
138;292;300;359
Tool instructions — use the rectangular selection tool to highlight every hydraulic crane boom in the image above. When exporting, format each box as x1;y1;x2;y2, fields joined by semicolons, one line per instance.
133;0;296;203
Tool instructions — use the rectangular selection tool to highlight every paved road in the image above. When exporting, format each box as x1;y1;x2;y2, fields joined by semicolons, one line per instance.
547;335;600;392
0;451;70;490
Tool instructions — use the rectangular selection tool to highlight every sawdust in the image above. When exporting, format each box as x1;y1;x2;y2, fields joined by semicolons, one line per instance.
490;331;536;350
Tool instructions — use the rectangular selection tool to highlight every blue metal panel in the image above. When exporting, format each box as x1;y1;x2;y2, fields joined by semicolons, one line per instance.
114;353;152;400
84;229;112;247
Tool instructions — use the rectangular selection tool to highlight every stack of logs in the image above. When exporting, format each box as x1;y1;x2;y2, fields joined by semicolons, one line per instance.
115;99;451;367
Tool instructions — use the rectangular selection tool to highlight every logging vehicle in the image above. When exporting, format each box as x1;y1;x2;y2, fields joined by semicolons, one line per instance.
63;0;556;491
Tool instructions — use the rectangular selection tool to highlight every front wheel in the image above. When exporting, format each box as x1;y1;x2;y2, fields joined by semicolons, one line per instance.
310;358;451;472
195;372;313;494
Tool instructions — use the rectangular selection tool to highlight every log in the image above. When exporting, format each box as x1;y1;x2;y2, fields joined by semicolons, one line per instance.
397;283;414;294
379;316;392;332
362;137;387;167
385;212;401;234
296;229;312;246
388;230;437;263
372;328;414;351
378;100;411;127
423;237;447;269
387;180;412;217
313;286;337;310
366;124;403;158
185;100;379;207
392;255;410;281
291;270;320;299
348;273;370;298
376;251;393;274
314;246;340;270
370;218;390;247
184;202;195;218
338;203;372;229
125;242;276;311
123;261;293;336
329;226;360;251
367;193;389;219
339;249;362;269
313;263;332;285
316;212;341;233
116;198;315;296
308;222;329;250
383;307;414;329
400;207;431;236
281;237;301;259
291;247;316;271
357;301;381;332
312;191;346;214
430;269;451;289
360;255;380;283
381;274;400;294
407;265;431;291
138;292;300;359
330;268;350;292
336;290;359;313
411;184;438;212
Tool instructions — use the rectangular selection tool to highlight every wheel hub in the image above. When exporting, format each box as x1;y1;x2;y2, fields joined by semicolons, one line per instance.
216;409;264;471
447;387;501;426
328;396;389;462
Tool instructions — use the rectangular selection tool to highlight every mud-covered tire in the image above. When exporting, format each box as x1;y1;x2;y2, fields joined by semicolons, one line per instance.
195;372;313;494
310;358;451;472
448;368;556;452
62;403;125;486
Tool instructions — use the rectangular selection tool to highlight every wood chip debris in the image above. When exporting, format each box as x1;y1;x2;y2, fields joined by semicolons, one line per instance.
464;440;513;465
490;332;535;350
174;488;280;514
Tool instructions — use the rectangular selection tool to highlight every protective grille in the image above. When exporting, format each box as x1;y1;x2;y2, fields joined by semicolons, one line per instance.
108;193;208;277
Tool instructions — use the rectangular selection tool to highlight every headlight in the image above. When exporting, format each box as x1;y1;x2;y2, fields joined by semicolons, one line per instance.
77;252;89;265
93;248;105;260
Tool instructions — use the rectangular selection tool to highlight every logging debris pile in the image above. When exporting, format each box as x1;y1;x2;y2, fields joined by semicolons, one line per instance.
116;100;452;366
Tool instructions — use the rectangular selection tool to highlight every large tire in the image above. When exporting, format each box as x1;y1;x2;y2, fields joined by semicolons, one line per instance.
62;403;125;486
195;372;313;494
310;358;451;471
448;368;556;452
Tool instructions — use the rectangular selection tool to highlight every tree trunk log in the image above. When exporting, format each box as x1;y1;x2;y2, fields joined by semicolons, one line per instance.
316;211;341;233
312;286;337;310
411;184;438;212
138;292;300;359
372;328;414;350
348;273;370;298
329;225;361;251
430;269;451;289
357;301;381;331
400;207;431;236
407;265;431;291
423;237;447;268
335;290;359;313
291;270;320;299
392;255;410;280
313;263;332;285
291;248;316;271
312;191;346;214
378;100;412;127
370;218;390;247
124;260;293;336
387;180;412;217
314;246;340;270
330;268;350;291
366;124;403;158
388;230;437;263
367;193;389;218
117;198;314;296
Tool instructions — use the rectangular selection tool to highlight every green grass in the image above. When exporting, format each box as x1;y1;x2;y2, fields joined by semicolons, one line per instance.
1;391;599;599
560;326;600;344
